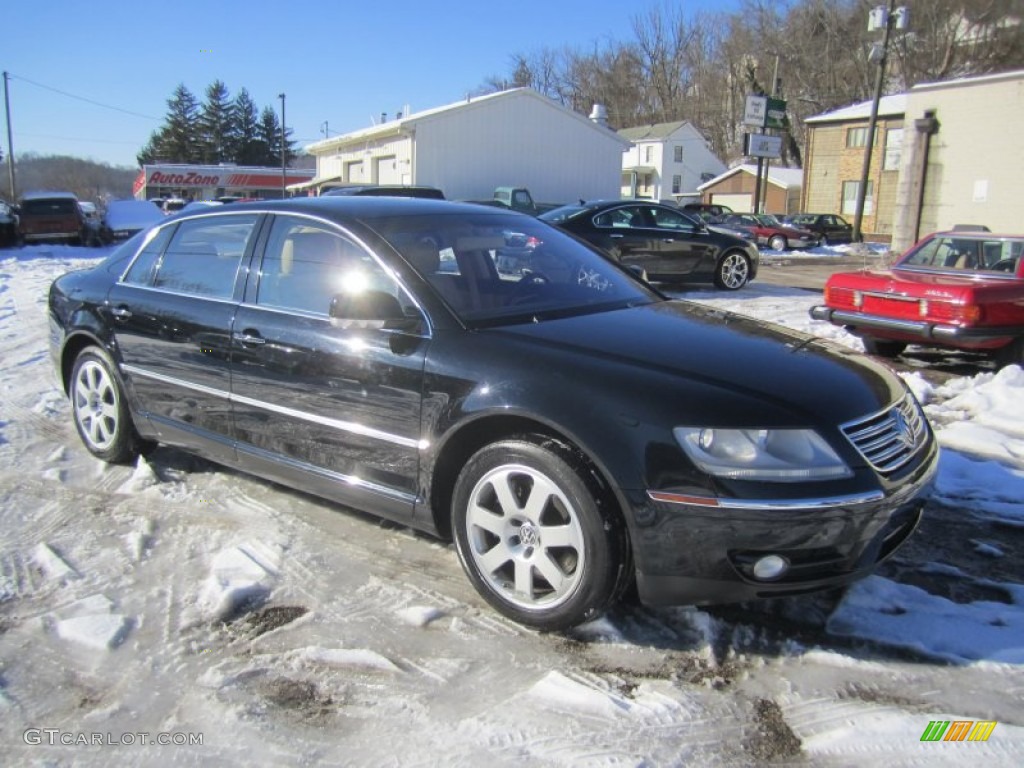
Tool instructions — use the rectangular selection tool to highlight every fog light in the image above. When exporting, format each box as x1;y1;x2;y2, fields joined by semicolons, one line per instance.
752;555;789;581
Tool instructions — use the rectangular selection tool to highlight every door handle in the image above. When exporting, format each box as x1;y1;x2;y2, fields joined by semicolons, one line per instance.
110;306;132;320
609;234;625;239
232;331;266;345
661;238;676;243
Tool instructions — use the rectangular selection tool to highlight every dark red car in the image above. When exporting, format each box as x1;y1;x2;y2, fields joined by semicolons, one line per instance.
810;231;1024;366
714;213;821;251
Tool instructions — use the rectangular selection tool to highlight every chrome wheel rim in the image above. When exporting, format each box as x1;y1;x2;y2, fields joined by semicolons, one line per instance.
73;360;119;451
465;464;586;611
720;253;749;289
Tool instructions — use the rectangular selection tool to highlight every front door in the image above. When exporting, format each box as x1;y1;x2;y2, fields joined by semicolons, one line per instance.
230;214;429;521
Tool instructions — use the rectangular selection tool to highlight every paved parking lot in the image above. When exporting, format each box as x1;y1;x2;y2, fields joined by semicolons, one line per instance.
755;250;892;292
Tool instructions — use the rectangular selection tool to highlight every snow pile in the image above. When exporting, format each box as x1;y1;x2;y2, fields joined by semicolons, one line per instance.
198;543;281;621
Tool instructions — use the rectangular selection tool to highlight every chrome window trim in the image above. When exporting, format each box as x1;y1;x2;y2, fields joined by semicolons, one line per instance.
122;364;424;450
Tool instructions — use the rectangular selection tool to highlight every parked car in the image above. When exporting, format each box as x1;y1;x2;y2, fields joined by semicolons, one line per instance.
714;213;822;251
322;185;445;200
17;191;85;245
810;230;1024;366
100;200;167;243
49;197;937;630
784;213;853;245
540;200;759;289
681;202;733;222
0;199;19;247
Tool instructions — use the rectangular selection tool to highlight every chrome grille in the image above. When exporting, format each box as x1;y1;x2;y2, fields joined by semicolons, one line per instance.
841;395;928;474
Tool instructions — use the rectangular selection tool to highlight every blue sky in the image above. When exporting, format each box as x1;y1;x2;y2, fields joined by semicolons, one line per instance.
5;0;740;168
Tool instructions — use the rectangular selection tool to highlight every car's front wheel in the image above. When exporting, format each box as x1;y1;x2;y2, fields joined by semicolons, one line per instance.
70;347;145;464
452;437;627;631
714;251;751;290
769;235;788;251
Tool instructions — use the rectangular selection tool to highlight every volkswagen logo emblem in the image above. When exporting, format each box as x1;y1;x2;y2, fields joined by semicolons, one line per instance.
893;409;916;449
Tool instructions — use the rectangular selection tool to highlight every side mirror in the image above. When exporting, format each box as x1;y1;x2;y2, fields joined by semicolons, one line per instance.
329;289;421;333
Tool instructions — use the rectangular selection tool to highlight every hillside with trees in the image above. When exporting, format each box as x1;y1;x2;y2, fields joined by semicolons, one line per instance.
479;0;1023;167
9;154;138;202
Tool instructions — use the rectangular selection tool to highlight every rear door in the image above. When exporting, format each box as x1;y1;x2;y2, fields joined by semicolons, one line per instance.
588;204;658;272
105;213;261;463
230;214;429;521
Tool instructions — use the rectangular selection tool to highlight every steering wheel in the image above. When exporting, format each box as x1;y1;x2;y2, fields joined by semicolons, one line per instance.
990;259;1017;273
509;270;551;305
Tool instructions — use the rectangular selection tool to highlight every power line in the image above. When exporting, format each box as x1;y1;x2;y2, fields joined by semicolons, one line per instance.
8;72;161;122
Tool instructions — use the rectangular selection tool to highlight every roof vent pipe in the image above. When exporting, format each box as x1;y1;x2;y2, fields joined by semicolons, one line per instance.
589;104;608;126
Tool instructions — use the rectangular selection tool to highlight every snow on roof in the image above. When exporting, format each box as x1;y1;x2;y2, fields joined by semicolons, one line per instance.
617;121;691;142
697;163;804;191
306;88;629;153
804;94;907;124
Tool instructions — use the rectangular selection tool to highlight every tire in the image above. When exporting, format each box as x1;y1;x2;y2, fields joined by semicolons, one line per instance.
995;337;1023;369
452;437;627;631
713;251;751;290
769;235;787;251
861;337;907;358
70;347;146;464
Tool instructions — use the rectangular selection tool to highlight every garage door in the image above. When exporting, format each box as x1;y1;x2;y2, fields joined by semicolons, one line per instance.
345;160;364;182
375;156;400;185
712;193;752;213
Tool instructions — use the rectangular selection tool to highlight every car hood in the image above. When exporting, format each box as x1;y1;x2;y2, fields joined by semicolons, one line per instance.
488;299;903;427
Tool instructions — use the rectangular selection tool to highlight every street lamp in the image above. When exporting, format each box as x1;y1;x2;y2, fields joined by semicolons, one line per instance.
278;93;286;198
852;1;909;242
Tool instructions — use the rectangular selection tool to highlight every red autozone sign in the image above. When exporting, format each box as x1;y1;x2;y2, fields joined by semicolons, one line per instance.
148;170;225;186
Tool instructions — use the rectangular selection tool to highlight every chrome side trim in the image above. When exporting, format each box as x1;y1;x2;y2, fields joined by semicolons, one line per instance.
237;441;418;504
121;364;424;449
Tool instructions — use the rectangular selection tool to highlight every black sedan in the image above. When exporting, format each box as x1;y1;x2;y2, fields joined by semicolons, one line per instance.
784;213;854;245
540;201;759;290
49;197;937;631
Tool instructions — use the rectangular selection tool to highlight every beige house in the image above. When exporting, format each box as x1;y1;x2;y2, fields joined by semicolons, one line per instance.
696;164;804;214
801;94;906;242
892;69;1024;251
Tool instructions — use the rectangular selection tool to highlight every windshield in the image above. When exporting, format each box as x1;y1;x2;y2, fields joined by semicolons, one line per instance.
755;215;781;226
370;211;660;325
538;204;588;224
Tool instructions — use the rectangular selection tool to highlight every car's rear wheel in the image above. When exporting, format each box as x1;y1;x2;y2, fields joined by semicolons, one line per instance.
714;251;751;290
452;437;626;631
861;337;907;358
769;235;788;251
70;347;145;464
995;337;1023;369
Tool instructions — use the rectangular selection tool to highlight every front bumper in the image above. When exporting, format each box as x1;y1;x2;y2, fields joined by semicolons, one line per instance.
630;440;938;606
809;305;1024;345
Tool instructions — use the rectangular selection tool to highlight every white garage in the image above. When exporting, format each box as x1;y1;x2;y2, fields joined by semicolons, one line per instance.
302;88;629;203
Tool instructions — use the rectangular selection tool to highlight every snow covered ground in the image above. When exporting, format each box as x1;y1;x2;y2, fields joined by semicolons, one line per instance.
1;243;1023;765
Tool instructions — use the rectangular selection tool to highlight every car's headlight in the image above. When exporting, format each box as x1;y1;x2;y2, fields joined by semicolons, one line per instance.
674;427;852;482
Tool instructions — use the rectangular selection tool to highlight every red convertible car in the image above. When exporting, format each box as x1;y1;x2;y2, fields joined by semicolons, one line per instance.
810;230;1024;367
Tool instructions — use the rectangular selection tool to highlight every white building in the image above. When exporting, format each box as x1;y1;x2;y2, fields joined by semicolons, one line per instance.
617;121;727;202
300;88;629;203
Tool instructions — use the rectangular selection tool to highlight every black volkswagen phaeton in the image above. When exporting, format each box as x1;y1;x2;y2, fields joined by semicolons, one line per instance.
49;197;938;631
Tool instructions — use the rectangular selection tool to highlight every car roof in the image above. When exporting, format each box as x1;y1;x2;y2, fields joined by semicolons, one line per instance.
175;195;521;221
19;190;79;202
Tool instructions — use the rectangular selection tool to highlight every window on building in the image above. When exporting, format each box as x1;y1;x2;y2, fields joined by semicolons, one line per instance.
883;128;903;171
671;175;682;194
846;127;868;148
841;180;873;216
644;145;653;163
673;145;683;163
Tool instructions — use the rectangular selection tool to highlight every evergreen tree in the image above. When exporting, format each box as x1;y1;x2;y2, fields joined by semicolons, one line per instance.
229;88;262;165
198;80;233;165
161;84;201;163
257;106;297;167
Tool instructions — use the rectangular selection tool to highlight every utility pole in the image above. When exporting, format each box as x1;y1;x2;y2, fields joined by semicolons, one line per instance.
278;93;286;198
853;1;907;242
3;72;15;200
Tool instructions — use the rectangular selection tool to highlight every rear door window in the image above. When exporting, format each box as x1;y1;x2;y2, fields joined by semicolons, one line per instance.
150;215;259;298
